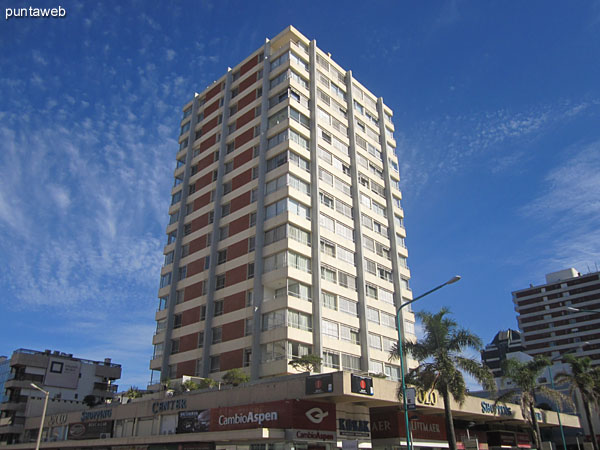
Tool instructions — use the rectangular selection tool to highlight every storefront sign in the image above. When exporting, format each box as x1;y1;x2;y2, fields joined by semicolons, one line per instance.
480;401;512;416
81;409;112;422
306;373;334;395
48;413;68;426
152;398;187;414
370;408;446;441
338;418;370;438
177;410;210;433
416;389;438;406
210;400;336;432
488;431;517;447
516;432;532;448
350;374;373;396
285;429;336;441
67;420;113;440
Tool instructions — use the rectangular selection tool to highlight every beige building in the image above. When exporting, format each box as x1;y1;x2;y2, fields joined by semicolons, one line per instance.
0;349;121;445
151;26;414;384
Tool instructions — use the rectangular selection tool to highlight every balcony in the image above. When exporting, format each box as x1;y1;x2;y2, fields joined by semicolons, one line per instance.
4;373;44;390
93;382;118;394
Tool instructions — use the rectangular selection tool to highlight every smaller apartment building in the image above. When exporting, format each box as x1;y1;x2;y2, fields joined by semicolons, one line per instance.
513;268;600;364
0;349;121;445
3;372;580;450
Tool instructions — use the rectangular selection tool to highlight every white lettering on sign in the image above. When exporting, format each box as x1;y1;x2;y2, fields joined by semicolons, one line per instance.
218;411;278;426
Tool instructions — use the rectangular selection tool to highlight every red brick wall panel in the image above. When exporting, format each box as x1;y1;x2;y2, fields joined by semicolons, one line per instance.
237;91;256;111
206;83;222;101
228;238;249;261
182;306;200;327
231;191;251;213
239;73;257;95
202;116;219;134
240;56;258;76
177;360;196;378
198;154;215;171
236;108;256;130
191;214;209;232
194;192;211;210
229;215;249;237
220;349;243;371
187;258;205;277
199;134;217;153
222;320;245;342
233;150;254;171
234;128;254;149
196;172;213;190
224;291;246;314
226;265;248;287
180;333;198;353
184;281;204;301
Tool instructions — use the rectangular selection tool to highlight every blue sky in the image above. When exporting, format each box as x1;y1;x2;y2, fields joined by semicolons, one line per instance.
1;1;599;390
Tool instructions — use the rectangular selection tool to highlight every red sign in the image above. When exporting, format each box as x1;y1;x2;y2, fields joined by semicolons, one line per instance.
370;408;446;441
210;400;336;432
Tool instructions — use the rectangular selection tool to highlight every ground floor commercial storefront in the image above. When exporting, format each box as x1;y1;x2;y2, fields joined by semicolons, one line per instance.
6;372;581;450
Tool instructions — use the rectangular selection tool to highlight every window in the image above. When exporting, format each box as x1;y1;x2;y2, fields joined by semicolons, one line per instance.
263;310;286;331
171;339;180;354
178;266;187;280
171;191;182;205
173;314;182;329
366;284;378;299
169;211;179;225
221;203;230;218
321;266;336;283
217;250;227;265
323;320;339;338
210;355;220;373
261;341;286;363
320;192;334;209
288;309;312;331
204;255;210;270
339;297;358;316
243;349;252;366
219;225;229;240
247;263;255;279
319;168;334;186
369;333;382;350
216;275;225;290
323;350;340;369
367;307;380;324
164;251;174;266
286;280;312;301
320;239;336;257
341;326;360;344
223;181;232;195
160;272;172;288
159;296;168;311
214;300;224;316
184;223;192;236
176;289;184;304
198;332;204;348
212;326;222;344
245;318;253;336
342;354;360;372
322;291;337;310
248;236;255;252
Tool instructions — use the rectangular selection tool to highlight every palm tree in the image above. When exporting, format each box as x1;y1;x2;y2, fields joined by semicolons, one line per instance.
554;354;600;450
390;307;495;450
498;356;571;450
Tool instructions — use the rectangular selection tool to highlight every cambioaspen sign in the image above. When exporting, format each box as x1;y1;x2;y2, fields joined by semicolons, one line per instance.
209;400;336;432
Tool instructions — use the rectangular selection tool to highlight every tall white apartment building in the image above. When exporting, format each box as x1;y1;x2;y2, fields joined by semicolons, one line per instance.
513;268;600;364
150;26;415;383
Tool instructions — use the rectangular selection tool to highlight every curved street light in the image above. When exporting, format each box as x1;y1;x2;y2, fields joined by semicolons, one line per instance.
30;383;49;450
396;275;461;450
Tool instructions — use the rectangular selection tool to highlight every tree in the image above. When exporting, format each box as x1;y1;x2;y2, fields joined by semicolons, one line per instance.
498;356;571;450
222;368;250;386
125;387;143;399
554;354;600;450
82;395;98;407
182;379;200;392
390;308;495;450
288;354;322;373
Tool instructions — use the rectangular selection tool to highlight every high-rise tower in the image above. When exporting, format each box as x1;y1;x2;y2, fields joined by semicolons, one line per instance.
150;26;415;383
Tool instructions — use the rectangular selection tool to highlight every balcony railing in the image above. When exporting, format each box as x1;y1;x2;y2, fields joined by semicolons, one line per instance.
93;382;118;393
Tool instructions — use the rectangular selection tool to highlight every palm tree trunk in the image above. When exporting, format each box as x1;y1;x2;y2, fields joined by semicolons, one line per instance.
442;388;458;450
583;399;600;450
529;402;542;450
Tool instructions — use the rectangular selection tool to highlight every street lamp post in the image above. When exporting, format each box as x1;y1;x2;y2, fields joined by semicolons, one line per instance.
546;343;587;450
30;383;49;450
396;275;461;450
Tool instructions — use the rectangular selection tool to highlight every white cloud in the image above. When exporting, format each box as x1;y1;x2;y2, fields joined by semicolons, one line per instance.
166;49;176;61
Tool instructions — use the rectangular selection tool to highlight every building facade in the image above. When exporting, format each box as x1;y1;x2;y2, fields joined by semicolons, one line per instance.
513;268;600;364
0;372;581;450
150;26;414;383
0;349;121;445
481;329;525;378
